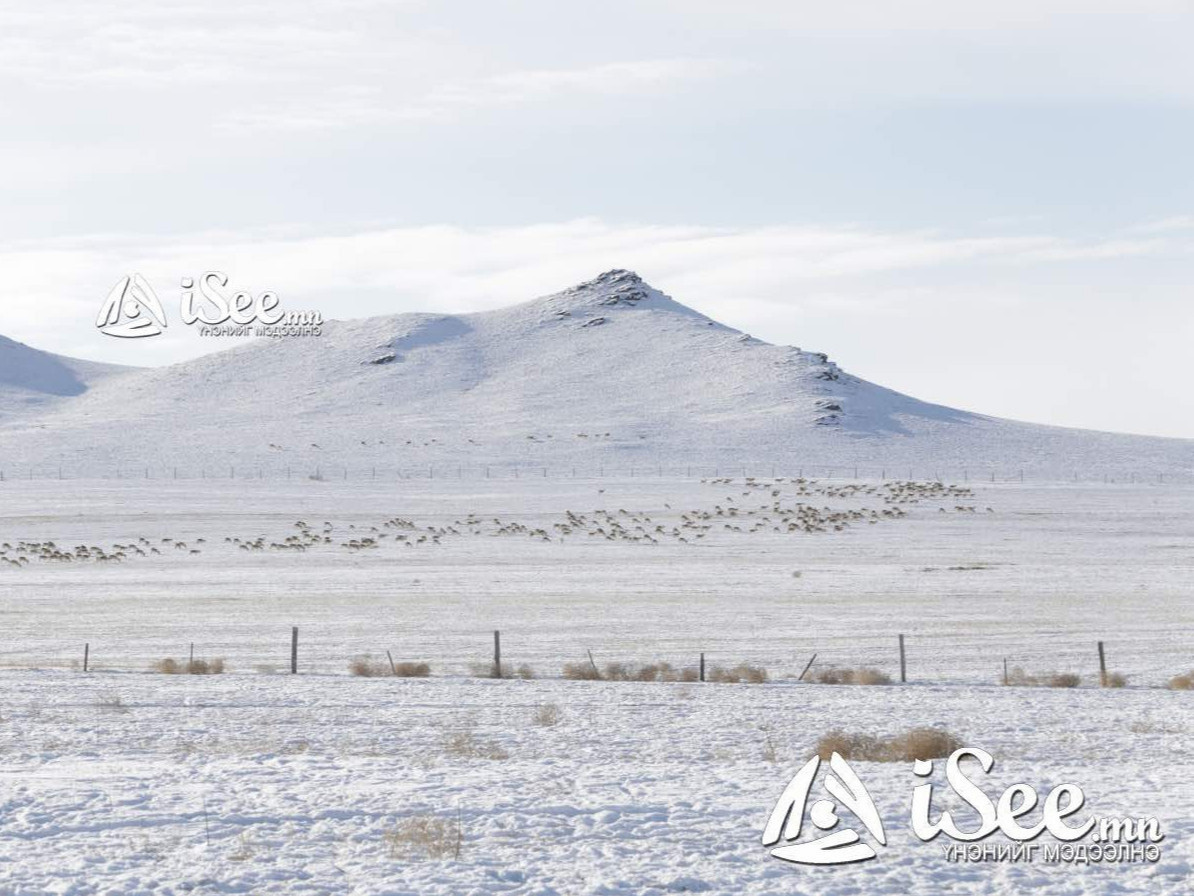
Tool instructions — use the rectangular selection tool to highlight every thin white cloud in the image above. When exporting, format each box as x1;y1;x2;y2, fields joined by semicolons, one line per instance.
221;58;735;131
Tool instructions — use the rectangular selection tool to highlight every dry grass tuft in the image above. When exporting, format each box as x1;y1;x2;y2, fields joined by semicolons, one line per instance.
384;814;462;861
443;729;509;761
152;657;225;675
1004;666;1080;688
562;660;604;680
349;657;387;677
94;693;130;714
469;662;534;679
349;656;430;677
708;663;768;684
393;661;431;678
816;727;962;762
1169;672;1194;690
227;833;256;863
531;702;560;726
562;659;729;682
1103;672;1128;688
814;666;891;686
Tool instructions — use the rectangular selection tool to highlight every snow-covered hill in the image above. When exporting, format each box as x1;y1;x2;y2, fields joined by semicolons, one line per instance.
0;270;1189;478
0;334;134;421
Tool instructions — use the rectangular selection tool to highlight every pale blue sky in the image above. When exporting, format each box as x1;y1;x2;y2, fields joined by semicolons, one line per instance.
1;1;1191;436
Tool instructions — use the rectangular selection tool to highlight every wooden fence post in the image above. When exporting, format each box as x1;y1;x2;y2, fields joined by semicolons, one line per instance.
699;652;705;682
83;642;89;673
493;630;502;679
1098;640;1107;687
899;634;907;683
290;626;298;674
798;652;817;682
1003;657;1008;686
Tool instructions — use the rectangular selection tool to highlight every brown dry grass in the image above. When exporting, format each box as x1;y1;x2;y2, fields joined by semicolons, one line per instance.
562;661;603;680
562;660;752;682
442;729;509;760
1169;672;1194;690
531;702;560;726
1004;666;1080;688
384;814;462;861
349;656;430;677
707;664;768;684
151;657;226;675
816;727;962;762
814;666;891;686
469;662;535;679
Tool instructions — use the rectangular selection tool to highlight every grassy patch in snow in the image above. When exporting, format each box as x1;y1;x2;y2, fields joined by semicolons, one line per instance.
816;727;962;762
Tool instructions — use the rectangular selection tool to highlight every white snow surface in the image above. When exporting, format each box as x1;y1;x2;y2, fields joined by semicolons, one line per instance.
0;270;1189;478
0;476;1192;894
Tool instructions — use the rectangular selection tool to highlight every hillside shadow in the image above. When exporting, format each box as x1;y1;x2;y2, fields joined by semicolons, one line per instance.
0;337;87;396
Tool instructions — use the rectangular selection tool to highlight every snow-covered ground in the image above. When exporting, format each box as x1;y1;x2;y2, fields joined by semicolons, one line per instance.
0;476;1190;684
3;672;1192;895
1;476;1192;894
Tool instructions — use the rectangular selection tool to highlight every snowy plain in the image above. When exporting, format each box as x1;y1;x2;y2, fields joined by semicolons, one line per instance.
1;474;1192;894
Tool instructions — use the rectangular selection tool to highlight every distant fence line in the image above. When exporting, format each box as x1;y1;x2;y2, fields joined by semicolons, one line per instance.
3;629;1174;690
0;464;1189;485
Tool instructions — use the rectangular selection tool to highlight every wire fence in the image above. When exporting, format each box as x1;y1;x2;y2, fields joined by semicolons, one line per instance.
6;626;1188;690
0;463;1189;485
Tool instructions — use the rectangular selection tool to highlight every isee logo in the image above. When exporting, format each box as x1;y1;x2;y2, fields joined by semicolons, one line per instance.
97;274;168;338
763;748;1163;867
98;272;322;339
761;752;886;865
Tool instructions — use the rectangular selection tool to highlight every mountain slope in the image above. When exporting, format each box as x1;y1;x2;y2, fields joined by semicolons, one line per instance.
0;270;1188;478
0;335;135;420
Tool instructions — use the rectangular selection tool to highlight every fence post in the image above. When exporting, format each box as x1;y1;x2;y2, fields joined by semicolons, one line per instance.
493;630;502;679
290;626;298;674
1098;640;1107;687
699;652;705;682
898;634;907;683
1002;657;1008;686
83;642;89;673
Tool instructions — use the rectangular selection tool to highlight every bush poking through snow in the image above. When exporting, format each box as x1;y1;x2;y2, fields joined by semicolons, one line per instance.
816;727;962;762
384;814;462;861
349;656;430;677
561;660;728;682
814;667;891;686
708;664;768;684
1169;672;1194;690
394;662;431;678
349;657;387;677
1003;667;1080;688
1103;672;1128;688
442;729;509;760
94;693;130;714
469;661;535;679
562;661;603;680
531;702;560;726
151;657;225;675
